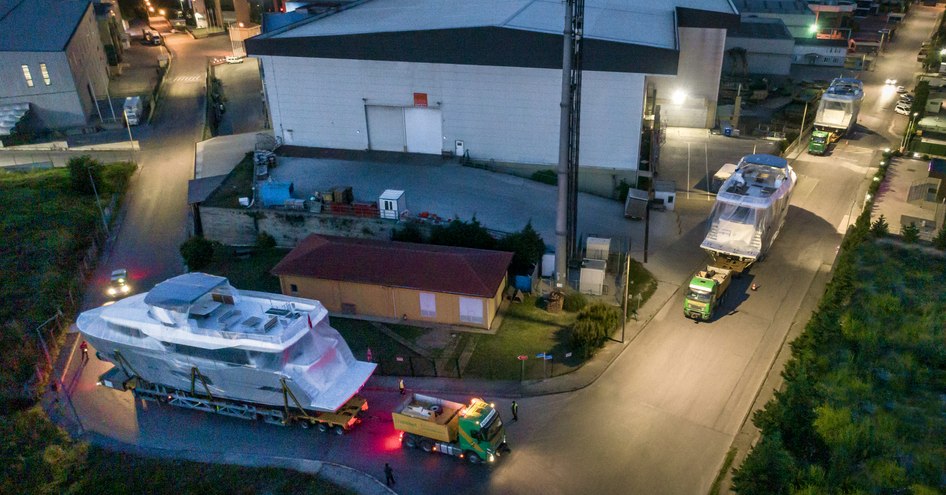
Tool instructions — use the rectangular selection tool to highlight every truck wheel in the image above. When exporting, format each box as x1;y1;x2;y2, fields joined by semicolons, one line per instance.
299;420;311;430
403;434;417;448
317;422;328;433
420;440;433;452
466;451;482;464
333;425;345;436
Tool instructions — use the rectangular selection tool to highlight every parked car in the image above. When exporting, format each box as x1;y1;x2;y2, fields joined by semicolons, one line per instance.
885;78;897;85
895;106;911;116
896;86;908;94
899;93;914;102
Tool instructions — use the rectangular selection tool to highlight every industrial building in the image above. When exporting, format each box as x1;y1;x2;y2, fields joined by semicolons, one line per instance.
246;0;738;184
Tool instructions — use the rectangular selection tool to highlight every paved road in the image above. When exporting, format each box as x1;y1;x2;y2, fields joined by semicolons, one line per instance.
63;6;937;495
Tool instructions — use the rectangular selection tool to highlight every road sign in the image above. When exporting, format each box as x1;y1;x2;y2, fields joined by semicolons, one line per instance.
544;355;553;360
565;352;572;358
517;355;528;361
536;353;546;359
395;356;404;362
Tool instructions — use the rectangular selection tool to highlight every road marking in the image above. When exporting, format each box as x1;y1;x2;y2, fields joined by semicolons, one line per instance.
168;75;204;83
838;215;850;234
687;142;691;200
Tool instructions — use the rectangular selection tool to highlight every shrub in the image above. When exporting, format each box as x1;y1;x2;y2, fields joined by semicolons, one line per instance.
562;292;587;312
180;236;215;271
429;216;496;250
569;302;621;357
933;227;946;250
391;223;426;243
530;169;557;185
256;232;276;249
901;222;920;243
870;215;889;238
67;155;103;195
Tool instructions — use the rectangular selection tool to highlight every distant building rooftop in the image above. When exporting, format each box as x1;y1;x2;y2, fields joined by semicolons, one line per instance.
0;0;91;52
732;0;813;15
729;17;793;40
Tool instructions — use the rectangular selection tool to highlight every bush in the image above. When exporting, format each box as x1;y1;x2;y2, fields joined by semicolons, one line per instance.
256;232;276;249
901;222;920;243
933;227;946;250
530;169;557;185
870;215;889;238
67;155;103;195
391;223;426;243
429;216;496;250
497;221;546;275
562;292;587;312
180;236;215;271
569;302;621;357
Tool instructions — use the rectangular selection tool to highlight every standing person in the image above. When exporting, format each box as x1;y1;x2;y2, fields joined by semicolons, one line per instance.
79;341;89;363
398;378;405;395
511;400;519;421
384;463;395;486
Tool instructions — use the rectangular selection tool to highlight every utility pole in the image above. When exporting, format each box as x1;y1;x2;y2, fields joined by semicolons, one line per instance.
621;247;630;343
88;165;109;234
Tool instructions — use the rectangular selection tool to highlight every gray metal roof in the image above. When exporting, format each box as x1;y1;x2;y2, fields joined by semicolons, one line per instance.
730;18;792;40
144;273;228;311
732;0;812;15
0;0;91;52
271;0;738;49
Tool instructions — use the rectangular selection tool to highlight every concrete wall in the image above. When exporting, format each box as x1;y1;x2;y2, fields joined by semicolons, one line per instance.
648;28;727;128
199;206;411;247
725;36;794;76
259;56;645;170
278;275;499;329
0;4;108;129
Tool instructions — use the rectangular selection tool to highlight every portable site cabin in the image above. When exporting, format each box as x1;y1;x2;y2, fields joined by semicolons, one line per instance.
579;259;607;296
378;189;407;220
653;180;676;211
586;237;611;261
624;188;652;219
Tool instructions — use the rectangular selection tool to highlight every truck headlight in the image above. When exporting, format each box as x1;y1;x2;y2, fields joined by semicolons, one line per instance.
121;285;130;293
488;453;495;462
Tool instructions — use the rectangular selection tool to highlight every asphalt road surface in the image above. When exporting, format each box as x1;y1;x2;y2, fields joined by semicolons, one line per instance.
67;6;937;494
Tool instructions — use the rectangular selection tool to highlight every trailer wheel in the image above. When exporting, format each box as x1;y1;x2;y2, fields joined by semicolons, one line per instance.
333;425;345;436
299;420;311;430
466;451;482;464
420;440;433;452
403;434;417;448
317;422;328;433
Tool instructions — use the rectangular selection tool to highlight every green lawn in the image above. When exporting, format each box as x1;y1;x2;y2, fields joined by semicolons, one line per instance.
204;246;288;293
201;153;253;208
464;296;579;380
329;318;428;376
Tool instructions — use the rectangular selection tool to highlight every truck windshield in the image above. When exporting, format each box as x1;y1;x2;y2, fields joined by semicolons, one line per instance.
686;289;712;303
812;136;826;144
480;414;504;442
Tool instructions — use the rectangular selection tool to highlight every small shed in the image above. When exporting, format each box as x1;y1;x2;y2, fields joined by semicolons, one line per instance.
712;163;738;193
653;180;676;211
378;189;407;220
624;188;652;219
586;237;610;261
579;259;607;296
259;181;294;207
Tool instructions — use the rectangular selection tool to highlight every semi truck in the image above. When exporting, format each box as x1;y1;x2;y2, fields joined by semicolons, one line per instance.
809;78;863;154
393;393;509;464
684;265;732;321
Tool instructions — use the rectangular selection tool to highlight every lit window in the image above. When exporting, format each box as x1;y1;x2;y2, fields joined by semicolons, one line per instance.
21;65;33;87
40;63;50;85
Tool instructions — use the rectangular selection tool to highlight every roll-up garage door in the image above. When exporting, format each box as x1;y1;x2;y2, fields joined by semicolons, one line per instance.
366;106;406;152
404;108;443;154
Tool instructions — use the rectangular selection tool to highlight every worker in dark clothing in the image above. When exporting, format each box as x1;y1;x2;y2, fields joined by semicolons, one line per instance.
398;378;405;395
79;341;89;363
511;400;519;421
384;463;395;486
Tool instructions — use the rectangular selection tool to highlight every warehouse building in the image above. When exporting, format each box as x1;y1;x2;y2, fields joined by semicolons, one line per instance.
246;0;738;185
271;235;513;329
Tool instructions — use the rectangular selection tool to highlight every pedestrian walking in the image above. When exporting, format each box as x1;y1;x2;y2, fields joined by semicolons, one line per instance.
398;378;405;395
79;341;89;363
384;463;395;486
511;400;519;421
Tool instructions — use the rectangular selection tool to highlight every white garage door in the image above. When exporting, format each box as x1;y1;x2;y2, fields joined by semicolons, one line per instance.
404;108;443;154
366;106;406;152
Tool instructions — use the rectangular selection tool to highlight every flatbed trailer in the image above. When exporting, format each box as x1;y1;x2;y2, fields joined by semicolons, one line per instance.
98;366;367;434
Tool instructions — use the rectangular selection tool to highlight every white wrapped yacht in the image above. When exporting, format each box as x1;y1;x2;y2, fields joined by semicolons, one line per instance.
701;154;796;272
78;273;376;413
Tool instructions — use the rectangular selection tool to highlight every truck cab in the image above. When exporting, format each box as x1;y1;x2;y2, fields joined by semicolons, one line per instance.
808;130;830;155
684;266;732;321
458;398;507;462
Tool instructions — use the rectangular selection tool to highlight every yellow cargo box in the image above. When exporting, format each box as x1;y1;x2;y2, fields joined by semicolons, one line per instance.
391;393;465;443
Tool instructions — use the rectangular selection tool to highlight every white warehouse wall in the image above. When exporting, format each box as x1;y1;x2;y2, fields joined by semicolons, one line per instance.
259;56;645;170
648;27;727;128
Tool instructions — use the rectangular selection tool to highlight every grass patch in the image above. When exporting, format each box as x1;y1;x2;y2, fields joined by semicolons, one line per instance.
464;295;579;380
385;323;427;346
708;447;737;495
203;246;288;293
628;258;657;312
202;153;254;208
329;318;428;376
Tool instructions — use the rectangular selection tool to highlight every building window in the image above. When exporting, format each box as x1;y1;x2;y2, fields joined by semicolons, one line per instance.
459;297;484;324
419;293;436;318
21;65;33;87
290;284;298;293
40;63;50;85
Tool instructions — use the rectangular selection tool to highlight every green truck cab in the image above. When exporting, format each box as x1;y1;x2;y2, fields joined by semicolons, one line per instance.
684;265;732;321
394;394;508;463
808;130;831;155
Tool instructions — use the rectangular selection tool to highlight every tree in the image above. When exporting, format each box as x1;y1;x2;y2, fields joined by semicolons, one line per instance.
391;223;425;243
429;216;496;250
870;215;889;238
932;226;946;250
497;221;546;274
731;433;796;495
180;236;215;271
256;232;276;249
67;155;103;195
901;222;920;243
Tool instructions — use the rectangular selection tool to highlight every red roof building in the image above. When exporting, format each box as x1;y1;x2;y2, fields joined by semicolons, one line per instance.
272;235;513;329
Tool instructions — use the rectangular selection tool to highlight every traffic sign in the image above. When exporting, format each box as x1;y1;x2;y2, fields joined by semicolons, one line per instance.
544;355;553;360
517;355;528;361
536;352;546;359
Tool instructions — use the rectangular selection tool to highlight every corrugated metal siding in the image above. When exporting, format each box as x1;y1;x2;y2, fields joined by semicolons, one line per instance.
261;56;644;170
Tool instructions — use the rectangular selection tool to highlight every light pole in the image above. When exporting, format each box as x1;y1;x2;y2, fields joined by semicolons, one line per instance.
902;112;919;152
88;164;109;235
123;108;136;164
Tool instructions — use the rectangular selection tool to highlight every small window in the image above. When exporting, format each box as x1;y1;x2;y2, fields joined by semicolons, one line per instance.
290;284;298;293
21;65;33;87
419;292;436;318
39;63;50;85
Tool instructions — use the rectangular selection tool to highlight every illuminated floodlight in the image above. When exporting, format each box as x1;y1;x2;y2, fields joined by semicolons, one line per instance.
672;89;687;105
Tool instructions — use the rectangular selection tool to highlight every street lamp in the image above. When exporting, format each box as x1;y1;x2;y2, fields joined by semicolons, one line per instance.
809;23;818;36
